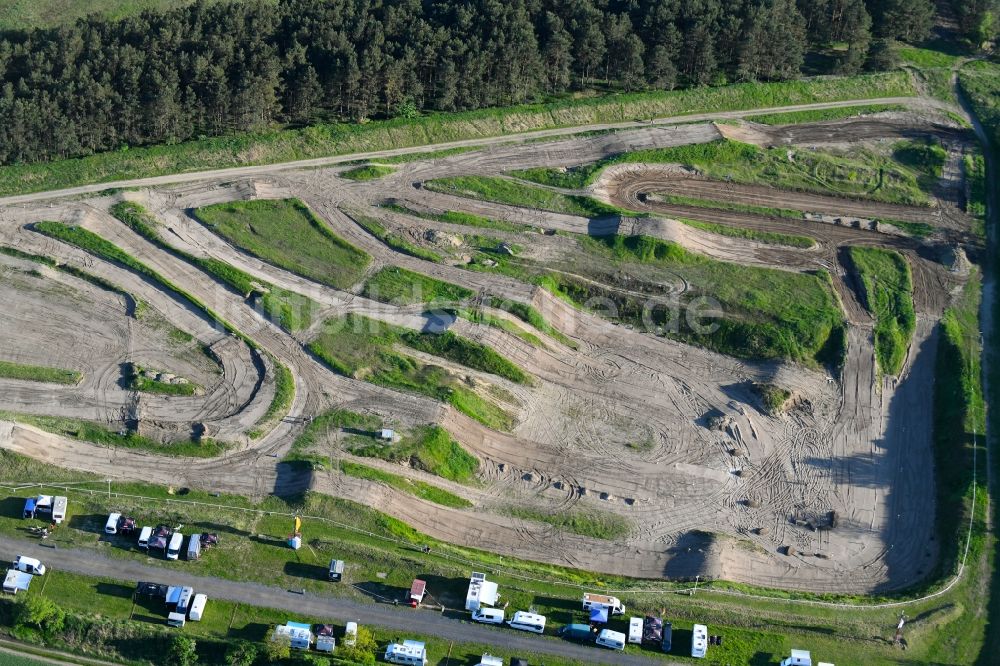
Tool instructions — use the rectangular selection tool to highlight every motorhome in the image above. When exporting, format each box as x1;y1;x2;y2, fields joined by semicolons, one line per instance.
581;592;625;615
2;569;32;595
465;571;499;611
176;587;194;613
188;594;207;621
471;607;504;625
781;649;834;666
12;556;46;576
478;656;503;666
137;526;152;549
596;629;626;651
166;532;184;560
328;559;344;582
507;611;546;634
105;512;121;534
51;496;67;524
691;624;708;658
272;622;313;650
187;534;201;560
384;640;428;666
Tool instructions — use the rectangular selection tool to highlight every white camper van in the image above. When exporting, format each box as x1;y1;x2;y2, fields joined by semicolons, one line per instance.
344;621;358;646
471;607;505;625
596;628;627;651
12;556;45;576
166;532;184;560
507;611;546;634
384;640;428;666
105;512;121;534
137;526;152;549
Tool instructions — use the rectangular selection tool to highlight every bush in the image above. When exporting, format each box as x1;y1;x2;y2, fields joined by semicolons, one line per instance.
338;626;378;665
225;641;258;666
264;634;291;662
14;595;65;635
169;635;198;666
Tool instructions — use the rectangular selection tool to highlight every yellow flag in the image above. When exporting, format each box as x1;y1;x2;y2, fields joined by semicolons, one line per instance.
294;516;301;533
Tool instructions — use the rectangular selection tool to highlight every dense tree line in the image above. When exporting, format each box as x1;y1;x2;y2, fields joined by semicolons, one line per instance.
0;0;936;165
951;0;1000;46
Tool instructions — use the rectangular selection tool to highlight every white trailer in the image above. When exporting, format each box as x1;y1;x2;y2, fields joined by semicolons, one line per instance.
51;496;67;524
691;624;708;658
628;617;643;643
781;650;812;666
582;592;625;615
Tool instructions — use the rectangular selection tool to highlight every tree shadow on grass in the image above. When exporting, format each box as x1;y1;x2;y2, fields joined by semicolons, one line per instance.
283;560;328;581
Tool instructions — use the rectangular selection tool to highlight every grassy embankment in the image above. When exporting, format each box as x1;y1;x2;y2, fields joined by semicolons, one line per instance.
548;234;845;366
424;175;634;217
846;247;915;375
192;198;370;290
899;46;963;105
286;408;478;487
349;212;442;262
743;103;908;124
31;220;293;441
383;203;537;233
111;201;319;332
339;164;395;180
0;360;80;385
361;266;472;305
126;363;198;396
339;461;473;509
504;506;633;540
0;245;135;301
307;313;525;430
510;138;941;206
675;216;815;248
0;71;915;197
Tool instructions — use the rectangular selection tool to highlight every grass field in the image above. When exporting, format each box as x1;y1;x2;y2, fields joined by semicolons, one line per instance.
361;266;472;305
307;314;518;430
351;212;442;262
504;506;633;540
555;234;845;365
339;164;396;181
0;72;915;198
346;425;479;485
846;247;915;376
111;201;319;332
743;103;907;125
0;360;80;385
514;139;936;206
425;175;631;217
0;0;208;29
193;199;370;290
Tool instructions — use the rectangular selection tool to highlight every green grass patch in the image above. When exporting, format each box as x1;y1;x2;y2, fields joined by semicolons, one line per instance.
487;296;577;348
193;198;370;290
744;103;907;125
556;235;845;365
581;139;933;205
504;506;633;540
308;315;517;430
846;247;915;375
111;201;319;332
0;360;81;385
361;266;472;305
652;192;805;220
964;153;987;237
754;382;792;414
247;360;294;439
424;175;635;217
874;218;934;238
453;308;545;347
346;425;479;485
0;410;224;457
339;461;472;508
898;46;961;69
339;164;396;181
350;213;441;262
676;217;815;248
0;71;915;197
383;203;535;233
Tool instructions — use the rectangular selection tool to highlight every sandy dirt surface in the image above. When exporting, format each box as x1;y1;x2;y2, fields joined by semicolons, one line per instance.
0;108;979;594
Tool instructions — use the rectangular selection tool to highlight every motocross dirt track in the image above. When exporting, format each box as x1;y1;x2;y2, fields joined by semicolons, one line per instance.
0;107;980;594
